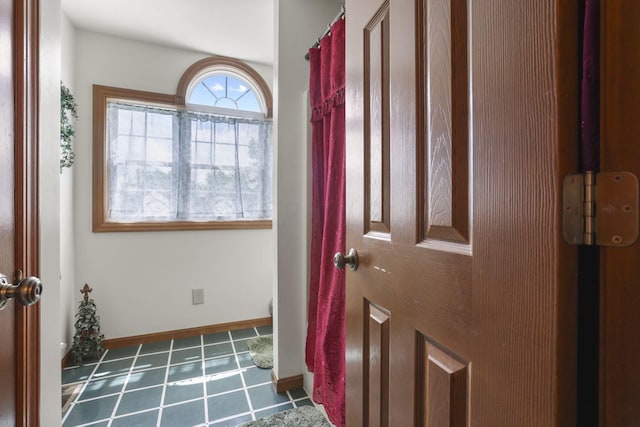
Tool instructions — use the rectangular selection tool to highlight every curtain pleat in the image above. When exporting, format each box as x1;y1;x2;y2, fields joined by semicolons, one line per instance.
581;0;599;171
305;17;346;427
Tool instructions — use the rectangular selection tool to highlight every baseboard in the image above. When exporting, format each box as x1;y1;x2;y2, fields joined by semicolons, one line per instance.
62;316;272;368
103;317;272;349
271;370;304;393
61;349;75;370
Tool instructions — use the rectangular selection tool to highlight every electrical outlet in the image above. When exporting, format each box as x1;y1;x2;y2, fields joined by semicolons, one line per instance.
192;288;204;305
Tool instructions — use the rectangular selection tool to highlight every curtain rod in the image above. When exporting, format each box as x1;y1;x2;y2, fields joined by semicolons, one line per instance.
304;5;345;61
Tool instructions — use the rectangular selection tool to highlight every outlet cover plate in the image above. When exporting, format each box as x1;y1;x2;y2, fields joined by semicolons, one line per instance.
192;288;204;305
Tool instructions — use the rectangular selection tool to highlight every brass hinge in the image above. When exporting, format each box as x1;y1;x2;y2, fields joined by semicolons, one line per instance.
563;171;639;246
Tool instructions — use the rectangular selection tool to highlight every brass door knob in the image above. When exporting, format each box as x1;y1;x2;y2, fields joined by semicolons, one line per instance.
333;248;359;271
0;271;42;310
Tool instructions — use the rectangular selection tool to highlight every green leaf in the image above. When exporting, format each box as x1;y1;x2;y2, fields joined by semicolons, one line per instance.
60;82;77;172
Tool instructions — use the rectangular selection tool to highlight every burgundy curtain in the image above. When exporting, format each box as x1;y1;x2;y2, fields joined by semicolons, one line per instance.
305;17;346;427
581;0;599;171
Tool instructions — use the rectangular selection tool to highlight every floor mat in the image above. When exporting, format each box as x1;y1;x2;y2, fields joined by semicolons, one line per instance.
246;334;273;369
237;406;331;427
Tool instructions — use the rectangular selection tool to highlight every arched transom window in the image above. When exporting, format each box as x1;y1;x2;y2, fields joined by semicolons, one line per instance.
178;56;272;118
189;72;263;114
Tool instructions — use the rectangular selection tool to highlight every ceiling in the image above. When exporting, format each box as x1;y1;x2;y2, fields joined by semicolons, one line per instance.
61;0;275;65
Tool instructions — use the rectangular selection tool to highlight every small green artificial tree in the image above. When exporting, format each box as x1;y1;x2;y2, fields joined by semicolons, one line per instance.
72;284;104;365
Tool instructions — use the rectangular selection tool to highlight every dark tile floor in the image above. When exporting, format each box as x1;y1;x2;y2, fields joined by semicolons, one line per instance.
61;326;315;427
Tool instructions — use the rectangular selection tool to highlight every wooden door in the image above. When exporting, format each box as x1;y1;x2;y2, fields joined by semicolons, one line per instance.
0;0;17;423
0;0;40;425
345;0;578;425
600;2;640;425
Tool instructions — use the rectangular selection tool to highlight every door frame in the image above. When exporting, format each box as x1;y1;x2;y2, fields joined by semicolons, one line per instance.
14;0;40;424
599;1;640;425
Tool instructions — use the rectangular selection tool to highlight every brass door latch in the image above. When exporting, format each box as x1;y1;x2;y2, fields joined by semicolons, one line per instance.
0;270;42;310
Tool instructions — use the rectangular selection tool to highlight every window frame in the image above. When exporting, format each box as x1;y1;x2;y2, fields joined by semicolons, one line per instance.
92;57;273;232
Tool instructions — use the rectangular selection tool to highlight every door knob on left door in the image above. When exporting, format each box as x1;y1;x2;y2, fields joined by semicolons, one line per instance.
334;248;359;271
0;271;42;310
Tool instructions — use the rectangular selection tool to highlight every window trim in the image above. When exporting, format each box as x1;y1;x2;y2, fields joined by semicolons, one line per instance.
93;80;273;232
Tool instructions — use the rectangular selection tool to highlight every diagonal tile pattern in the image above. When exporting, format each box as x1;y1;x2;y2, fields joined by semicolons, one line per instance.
62;326;315;426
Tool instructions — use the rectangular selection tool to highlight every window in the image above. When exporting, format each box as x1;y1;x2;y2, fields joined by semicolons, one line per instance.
93;57;272;232
189;73;263;114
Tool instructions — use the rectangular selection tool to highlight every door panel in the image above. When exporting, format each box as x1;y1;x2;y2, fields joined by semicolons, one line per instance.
364;2;390;236
345;0;578;425
419;339;468;427
419;0;469;244
364;303;389;427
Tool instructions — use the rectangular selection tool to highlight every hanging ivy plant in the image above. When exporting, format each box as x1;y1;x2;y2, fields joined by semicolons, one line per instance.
60;82;77;172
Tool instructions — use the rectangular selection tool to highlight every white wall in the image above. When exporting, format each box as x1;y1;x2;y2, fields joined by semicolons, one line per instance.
60;12;76;358
40;0;62;425
272;0;341;388
70;30;274;339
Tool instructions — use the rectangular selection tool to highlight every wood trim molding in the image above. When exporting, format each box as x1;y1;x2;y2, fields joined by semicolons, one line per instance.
94;219;272;233
271;371;304;393
101;317;272;350
62;317;272;369
92;85;177;233
61;350;75;370
91;84;273;233
14;0;40;424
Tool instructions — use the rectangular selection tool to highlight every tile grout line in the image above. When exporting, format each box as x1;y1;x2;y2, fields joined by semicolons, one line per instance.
250;325;297;419
199;334;210;426
209;410;253;425
232;329;257;422
61;350;108;426
156;338;175;427
106;343;143;425
288;390;297;408
62;327;308;427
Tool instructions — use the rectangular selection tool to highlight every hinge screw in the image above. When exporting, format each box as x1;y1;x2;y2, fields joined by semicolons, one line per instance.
612;235;623;244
